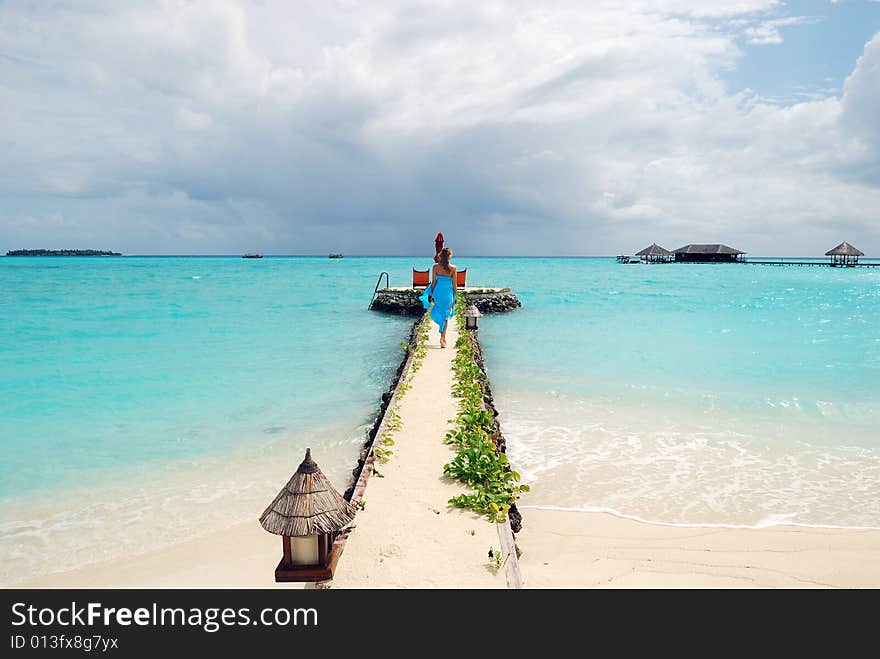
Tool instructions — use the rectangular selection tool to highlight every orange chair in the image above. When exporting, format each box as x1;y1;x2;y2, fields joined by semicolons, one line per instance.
455;268;467;288
412;269;430;288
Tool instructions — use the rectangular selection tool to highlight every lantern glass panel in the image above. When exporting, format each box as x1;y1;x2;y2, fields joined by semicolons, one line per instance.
291;534;320;565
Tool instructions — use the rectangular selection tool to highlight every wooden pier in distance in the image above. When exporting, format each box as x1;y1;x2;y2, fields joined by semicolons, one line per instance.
744;242;875;266
744;260;880;267
619;259;879;267
620;241;876;267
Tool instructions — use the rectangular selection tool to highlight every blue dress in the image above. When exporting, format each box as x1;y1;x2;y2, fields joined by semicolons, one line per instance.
419;274;455;333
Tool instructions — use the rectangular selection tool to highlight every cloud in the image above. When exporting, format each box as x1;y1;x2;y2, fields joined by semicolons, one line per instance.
744;16;822;45
839;32;880;185
0;1;878;256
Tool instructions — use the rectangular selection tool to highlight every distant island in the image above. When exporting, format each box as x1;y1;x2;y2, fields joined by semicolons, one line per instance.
6;249;122;257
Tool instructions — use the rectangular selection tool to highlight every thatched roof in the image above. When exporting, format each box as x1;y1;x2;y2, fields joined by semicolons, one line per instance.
260;449;357;537
635;243;673;256
825;241;864;257
464;303;483;317
673;244;744;255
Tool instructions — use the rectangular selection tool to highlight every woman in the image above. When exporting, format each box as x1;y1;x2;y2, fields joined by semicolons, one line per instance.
419;247;457;348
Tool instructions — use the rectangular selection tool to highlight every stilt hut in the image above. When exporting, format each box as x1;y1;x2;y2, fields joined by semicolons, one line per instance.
825;242;864;266
260;448;357;582
634;243;674;263
673;244;745;263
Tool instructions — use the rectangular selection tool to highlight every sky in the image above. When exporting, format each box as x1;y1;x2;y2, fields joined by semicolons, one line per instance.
1;0;879;256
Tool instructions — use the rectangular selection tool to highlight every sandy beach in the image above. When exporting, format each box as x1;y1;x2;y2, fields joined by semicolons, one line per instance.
19;519;301;589
19;507;880;589
517;508;880;588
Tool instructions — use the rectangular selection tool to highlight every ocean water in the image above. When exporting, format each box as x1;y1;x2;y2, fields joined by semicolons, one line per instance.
0;256;413;584
1;255;878;583
469;258;880;528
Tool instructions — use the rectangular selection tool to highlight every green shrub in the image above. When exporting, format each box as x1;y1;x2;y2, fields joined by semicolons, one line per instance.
444;294;529;523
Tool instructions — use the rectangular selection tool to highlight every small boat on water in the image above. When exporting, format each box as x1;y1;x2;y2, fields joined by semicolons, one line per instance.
616;255;631;263
242;253;263;259
328;253;343;259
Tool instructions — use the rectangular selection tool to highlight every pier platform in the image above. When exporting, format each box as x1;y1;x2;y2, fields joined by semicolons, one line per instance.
744;260;879;267
370;286;521;315
331;319;507;588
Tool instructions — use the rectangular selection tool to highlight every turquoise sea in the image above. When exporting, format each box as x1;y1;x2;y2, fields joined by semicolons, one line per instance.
1;256;879;583
476;257;880;528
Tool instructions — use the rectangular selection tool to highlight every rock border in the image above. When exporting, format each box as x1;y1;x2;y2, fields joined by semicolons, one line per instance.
370;288;522;315
343;316;423;501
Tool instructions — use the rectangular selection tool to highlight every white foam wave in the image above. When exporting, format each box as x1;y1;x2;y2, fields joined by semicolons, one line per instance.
518;504;880;531
497;389;880;529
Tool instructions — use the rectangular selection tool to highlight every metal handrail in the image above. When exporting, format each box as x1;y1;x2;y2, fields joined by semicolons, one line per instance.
369;271;390;309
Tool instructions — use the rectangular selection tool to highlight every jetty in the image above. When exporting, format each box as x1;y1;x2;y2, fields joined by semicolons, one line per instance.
744;259;879;267
744;242;876;267
370;281;521;315
331;317;513;587
324;274;525;587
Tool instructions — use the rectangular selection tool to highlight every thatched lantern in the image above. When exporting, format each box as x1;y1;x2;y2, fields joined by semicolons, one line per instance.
463;303;482;331
260;448;356;582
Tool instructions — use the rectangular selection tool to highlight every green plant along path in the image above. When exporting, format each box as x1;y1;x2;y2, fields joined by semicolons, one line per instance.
444;295;529;523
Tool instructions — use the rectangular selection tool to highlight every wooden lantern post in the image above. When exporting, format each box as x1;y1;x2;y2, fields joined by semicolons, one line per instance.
464;303;482;331
259;448;356;582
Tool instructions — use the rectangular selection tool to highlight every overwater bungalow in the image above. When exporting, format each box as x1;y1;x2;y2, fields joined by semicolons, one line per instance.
825;242;864;266
635;243;674;263
673;244;745;263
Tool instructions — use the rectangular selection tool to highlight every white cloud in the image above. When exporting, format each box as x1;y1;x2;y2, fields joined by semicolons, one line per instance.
0;1;877;255
744;16;822;45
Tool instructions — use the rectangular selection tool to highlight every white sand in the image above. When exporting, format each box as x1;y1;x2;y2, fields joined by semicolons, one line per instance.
20;519;305;588
516;508;880;588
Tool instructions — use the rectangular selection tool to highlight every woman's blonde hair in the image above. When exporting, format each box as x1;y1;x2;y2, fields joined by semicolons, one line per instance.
438;247;452;268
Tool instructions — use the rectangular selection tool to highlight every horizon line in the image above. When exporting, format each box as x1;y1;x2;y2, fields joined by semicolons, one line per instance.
4;254;877;259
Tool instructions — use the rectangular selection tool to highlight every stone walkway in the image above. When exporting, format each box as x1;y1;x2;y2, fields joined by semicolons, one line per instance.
331;320;505;588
